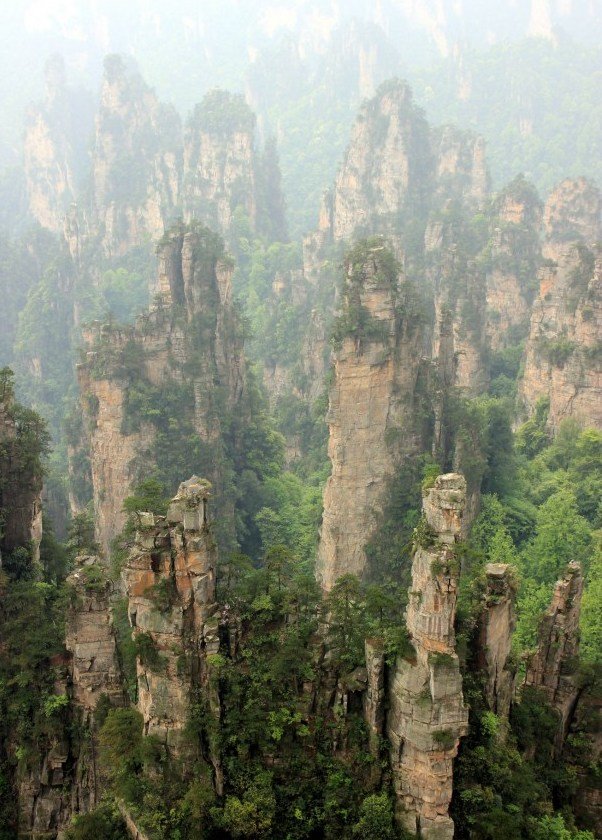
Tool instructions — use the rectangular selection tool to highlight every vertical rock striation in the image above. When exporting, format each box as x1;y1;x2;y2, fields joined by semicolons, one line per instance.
122;478;221;780
91;54;182;256
519;178;602;430
477;563;517;720
23;55;94;233
387;474;468;840
183;91;258;236
77;224;246;555
484;176;542;352
525;561;584;748
315;240;425;590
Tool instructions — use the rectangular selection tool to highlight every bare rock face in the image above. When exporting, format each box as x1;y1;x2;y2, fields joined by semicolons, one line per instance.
18;732;70;838
477;563;517;720
91;54;181;256
122;477;220;779
183;91;258;236
23;55;93;232
427;215;489;397
432;126;489;211
519;179;602;430
65;556;124;714
485;177;542;352
525;561;584;748
315;241;425;591
387;474;469;840
77;225;246;555
327;80;432;242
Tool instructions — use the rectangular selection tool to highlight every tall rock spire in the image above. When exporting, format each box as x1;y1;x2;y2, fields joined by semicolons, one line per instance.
315;239;425;591
525;561;584;750
387;474;469;840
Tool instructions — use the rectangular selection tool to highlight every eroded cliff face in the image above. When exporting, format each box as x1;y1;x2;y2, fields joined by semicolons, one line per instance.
520;178;602;430
122;477;221;781
77;225;246;556
17;554;124;838
23;55;93;233
485;176;542;352
387;474;469;840
328;81;432;243
477;563;517;720
525;561;584;748
315;241;425;591
65;557;124;715
183;92;257;236
91;54;181;257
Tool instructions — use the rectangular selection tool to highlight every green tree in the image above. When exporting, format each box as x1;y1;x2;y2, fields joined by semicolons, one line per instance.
523;489;592;584
352;793;398;839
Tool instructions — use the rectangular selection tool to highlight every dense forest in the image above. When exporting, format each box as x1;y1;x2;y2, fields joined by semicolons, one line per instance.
0;3;600;840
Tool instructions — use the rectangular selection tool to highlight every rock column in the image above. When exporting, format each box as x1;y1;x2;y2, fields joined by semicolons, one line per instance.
387;474;469;840
525;561;584;749
122;477;221;778
477;563;517;720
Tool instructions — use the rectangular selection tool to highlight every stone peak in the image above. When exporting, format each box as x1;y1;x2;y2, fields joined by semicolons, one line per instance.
174;475;212;503
423;473;466;543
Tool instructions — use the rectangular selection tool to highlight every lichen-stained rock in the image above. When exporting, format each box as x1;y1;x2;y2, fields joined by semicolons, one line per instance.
477;563;517;720
525;561;584;749
315;240;425;591
65;555;124;714
519;179;602;430
387;474;468;840
18;737;70;838
122;477;220;761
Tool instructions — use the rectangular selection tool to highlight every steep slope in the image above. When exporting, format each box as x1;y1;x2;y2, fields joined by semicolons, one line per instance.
91;54;181;257
77;223;246;556
519;178;601;430
23;55;94;234
315;240;425;590
387;474;469;839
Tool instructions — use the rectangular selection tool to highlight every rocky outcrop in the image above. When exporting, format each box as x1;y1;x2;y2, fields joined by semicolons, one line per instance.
519;179;601;430
91;54;181;256
183;91;257;236
17;556;125;836
65;556;124;715
315;240;425;591
320;80;432;244
77;224;246;555
23;55;93;233
485;176;542;351
427;214;488;397
432;126;489;211
387;474;469;840
122;478;221;783
477;563;517;720
525;561;584;749
18;724;71;839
